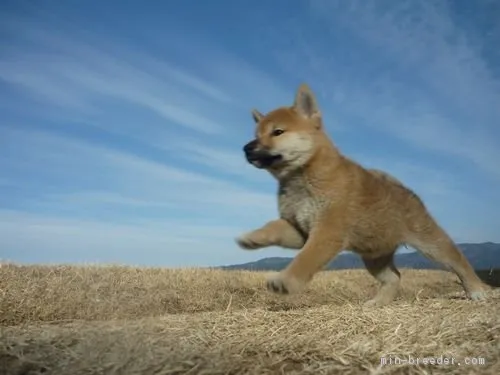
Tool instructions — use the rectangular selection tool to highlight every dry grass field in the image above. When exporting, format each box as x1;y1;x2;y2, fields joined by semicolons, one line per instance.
1;264;499;375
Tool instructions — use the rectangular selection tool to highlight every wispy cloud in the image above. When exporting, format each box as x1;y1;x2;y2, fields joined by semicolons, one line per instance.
269;0;500;180
0;126;285;266
0;127;275;216
0;209;265;267
0;8;294;266
0;29;221;133
156;136;272;184
0;16;291;137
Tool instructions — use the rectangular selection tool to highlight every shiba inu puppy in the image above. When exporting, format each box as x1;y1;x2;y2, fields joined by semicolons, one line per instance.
236;83;490;306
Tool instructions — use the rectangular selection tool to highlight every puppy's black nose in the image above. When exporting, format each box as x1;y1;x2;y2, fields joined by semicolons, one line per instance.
243;140;258;153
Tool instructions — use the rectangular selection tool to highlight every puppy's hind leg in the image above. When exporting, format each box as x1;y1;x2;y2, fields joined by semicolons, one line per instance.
236;219;305;250
407;222;490;301
362;251;401;307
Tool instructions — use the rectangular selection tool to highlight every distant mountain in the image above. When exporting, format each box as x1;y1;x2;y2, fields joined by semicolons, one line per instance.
220;242;500;272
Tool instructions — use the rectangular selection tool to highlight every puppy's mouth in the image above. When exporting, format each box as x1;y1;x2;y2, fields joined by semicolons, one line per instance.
246;152;283;169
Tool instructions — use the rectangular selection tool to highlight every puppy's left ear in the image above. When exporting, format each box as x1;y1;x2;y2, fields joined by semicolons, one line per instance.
251;109;264;123
293;83;322;128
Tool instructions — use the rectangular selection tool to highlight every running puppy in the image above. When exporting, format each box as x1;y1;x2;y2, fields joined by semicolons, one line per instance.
236;83;490;306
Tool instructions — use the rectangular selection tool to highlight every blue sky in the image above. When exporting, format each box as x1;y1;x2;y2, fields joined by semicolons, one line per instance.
0;0;499;267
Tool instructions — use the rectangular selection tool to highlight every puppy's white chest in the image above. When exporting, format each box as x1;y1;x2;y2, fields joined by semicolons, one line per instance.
279;188;318;235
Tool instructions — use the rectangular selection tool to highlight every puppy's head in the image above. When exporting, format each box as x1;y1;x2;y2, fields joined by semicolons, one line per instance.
243;83;324;171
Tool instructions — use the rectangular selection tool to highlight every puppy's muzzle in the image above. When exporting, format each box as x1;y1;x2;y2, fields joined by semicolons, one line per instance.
243;140;282;168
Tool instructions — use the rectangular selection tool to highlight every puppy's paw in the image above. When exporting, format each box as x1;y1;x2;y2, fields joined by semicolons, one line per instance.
235;231;270;250
468;284;493;301
266;272;305;295
469;289;490;301
470;291;488;301
363;297;392;308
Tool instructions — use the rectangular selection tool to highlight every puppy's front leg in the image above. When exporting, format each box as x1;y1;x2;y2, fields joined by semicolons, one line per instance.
266;219;344;294
236;219;305;250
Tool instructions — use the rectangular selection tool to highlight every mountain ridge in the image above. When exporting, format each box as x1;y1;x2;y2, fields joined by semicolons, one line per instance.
220;242;500;272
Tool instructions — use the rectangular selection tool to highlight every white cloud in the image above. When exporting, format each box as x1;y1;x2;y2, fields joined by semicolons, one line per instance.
0;209;263;267
155;135;273;185
0;126;283;266
0;15;293;266
0;51;224;134
0;17;291;136
272;0;500;180
2;126;275;206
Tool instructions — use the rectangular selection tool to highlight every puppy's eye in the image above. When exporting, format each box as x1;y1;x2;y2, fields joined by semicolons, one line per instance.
271;128;285;137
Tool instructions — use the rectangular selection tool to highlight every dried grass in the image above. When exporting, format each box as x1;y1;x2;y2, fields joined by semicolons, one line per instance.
1;264;499;374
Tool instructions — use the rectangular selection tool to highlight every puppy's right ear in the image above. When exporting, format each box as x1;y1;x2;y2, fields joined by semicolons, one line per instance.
251;109;264;123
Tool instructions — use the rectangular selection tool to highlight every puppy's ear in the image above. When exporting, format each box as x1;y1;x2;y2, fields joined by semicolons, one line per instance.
293;83;321;123
251;109;264;123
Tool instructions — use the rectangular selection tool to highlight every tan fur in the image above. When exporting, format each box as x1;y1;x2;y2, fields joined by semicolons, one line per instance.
236;83;491;306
